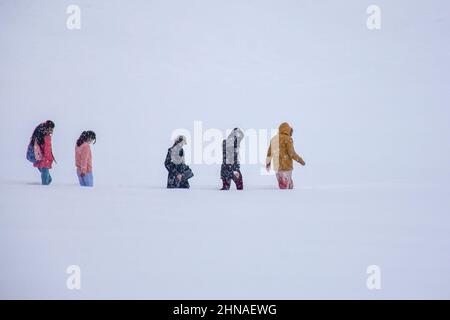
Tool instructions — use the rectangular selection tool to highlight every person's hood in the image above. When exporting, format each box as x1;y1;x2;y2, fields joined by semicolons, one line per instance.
170;135;186;164
226;128;244;145
173;135;187;147
279;122;292;136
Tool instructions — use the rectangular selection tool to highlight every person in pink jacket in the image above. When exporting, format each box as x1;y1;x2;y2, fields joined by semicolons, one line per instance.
75;131;96;187
29;120;55;185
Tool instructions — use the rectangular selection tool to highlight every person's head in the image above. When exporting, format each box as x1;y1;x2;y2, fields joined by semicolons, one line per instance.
77;131;96;147
31;120;54;145
228;128;244;145
278;122;292;136
44;120;55;134
173;135;187;147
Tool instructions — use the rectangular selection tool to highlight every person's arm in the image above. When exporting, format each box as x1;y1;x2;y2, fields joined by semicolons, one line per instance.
265;142;272;170
79;145;89;176
287;138;305;166
88;146;92;171
164;150;178;175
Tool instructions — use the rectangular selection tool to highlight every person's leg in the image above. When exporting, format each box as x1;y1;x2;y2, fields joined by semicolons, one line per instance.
220;166;231;190
84;172;94;187
37;168;43;184
221;178;231;190
276;171;289;189
232;171;243;190
40;168;51;185
287;170;294;189
275;172;283;189
77;172;83;186
77;171;87;186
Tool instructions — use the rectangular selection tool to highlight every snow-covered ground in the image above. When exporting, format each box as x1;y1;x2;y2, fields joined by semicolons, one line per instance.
1;181;449;299
1;0;450;299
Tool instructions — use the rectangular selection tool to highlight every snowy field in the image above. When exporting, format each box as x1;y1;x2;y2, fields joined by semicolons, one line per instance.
1;0;450;299
1;181;450;299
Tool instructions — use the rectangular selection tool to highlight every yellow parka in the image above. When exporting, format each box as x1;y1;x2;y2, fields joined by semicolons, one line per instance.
266;122;305;171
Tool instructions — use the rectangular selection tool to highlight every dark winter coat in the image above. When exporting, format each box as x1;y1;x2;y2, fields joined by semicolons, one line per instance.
164;144;192;189
220;128;243;181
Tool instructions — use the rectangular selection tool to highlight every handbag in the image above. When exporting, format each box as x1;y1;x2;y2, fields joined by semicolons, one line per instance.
181;164;194;180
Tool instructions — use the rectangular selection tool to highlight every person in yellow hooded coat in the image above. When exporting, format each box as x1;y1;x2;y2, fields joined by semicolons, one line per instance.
266;122;305;189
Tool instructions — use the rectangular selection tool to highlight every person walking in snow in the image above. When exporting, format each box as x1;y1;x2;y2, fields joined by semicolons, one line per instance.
266;122;305;189
220;128;244;190
75;131;96;187
27;120;56;185
164;135;193;189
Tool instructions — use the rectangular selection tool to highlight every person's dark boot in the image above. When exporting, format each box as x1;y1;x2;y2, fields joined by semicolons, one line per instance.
220;179;230;190
235;178;243;190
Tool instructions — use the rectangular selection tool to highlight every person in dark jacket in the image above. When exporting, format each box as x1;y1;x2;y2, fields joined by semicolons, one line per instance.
220;128;244;190
164;135;193;189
